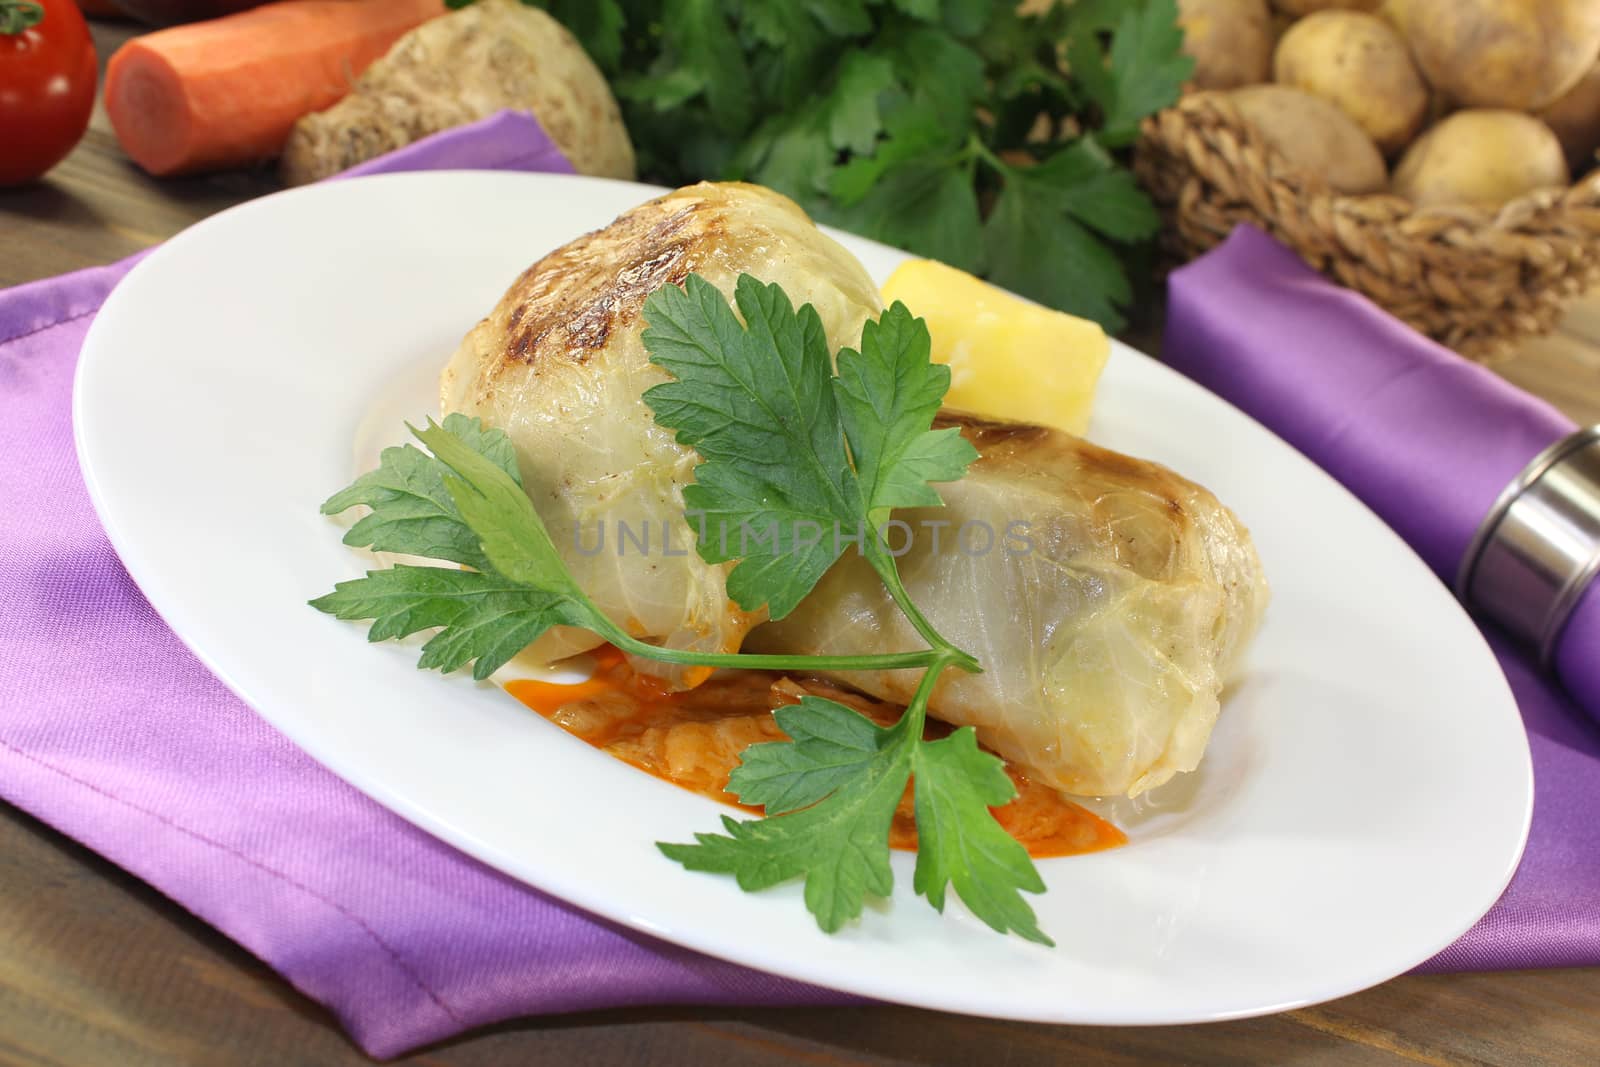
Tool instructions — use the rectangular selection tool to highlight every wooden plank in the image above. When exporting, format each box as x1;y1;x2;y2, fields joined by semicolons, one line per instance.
1502;326;1600;425
1553;292;1600;349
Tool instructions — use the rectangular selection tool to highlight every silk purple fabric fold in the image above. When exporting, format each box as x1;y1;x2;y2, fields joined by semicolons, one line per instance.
0;113;840;1061
1166;225;1600;969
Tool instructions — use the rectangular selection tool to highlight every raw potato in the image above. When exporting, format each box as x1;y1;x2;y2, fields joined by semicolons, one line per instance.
1386;0;1600;111
1224;85;1387;194
1269;0;1380;12
1273;12;1428;154
281;0;634;185
1178;0;1274;90
1538;62;1600;173
1392;110;1569;207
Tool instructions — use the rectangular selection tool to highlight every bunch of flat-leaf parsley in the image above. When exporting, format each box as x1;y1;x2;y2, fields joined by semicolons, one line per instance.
447;0;1191;332
314;274;1054;944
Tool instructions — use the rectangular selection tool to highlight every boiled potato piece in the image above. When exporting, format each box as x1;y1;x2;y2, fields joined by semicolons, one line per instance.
880;260;1109;437
1178;0;1274;90
1225;85;1387;194
1538;62;1600;173
1387;0;1600;111
1393;110;1569;207
1273;12;1428;154
1270;0;1380;12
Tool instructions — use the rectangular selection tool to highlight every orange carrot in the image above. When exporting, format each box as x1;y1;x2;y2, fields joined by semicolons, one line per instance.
105;0;445;176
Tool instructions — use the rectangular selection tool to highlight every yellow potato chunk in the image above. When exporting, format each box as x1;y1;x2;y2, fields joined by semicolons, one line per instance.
881;259;1109;436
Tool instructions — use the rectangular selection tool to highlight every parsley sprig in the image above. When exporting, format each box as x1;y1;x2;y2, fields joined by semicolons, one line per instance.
312;415;936;679
641;274;979;669
315;274;1053;944
450;0;1192;332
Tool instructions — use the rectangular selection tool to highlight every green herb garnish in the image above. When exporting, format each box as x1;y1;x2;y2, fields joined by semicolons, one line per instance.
448;0;1192;332
315;274;1052;944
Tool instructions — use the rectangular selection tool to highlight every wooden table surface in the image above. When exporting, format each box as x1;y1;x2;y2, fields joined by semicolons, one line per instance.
6;19;1600;1067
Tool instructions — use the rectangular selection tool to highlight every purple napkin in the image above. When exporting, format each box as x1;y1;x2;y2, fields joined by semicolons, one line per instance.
0;112;839;1061
1167;225;1600;969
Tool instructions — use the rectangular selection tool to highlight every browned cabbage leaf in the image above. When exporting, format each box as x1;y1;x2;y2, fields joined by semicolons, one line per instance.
440;182;882;682
751;416;1268;797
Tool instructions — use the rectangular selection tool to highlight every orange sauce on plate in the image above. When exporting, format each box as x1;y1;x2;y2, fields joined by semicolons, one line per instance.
505;647;1125;858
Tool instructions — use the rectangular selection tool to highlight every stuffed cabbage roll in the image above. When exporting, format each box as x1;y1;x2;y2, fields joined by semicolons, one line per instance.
749;415;1268;797
440;181;883;679
441;180;1267;797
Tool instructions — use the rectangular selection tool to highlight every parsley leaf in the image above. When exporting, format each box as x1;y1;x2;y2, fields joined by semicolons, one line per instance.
669;687;1050;944
1028;141;1162;243
319;412;520;571
834;302;977;526
804;0;872;38
811;27;985;269
621;0;752;134
985;176;1131;332
310;567;585;680
826;159;985;274
727;697;893;814
641;275;977;620
641;274;862;620
913;727;1052;946
941;0;991;38
1071;0;1195;147
889;0;938;21
739;106;836;203
826;101;958;207
880;25;986;128
826;52;897;156
661;698;913;933
981;141;1160;331
1062;0;1134;34
415;419;578;593
315;418;598;679
535;0;626;72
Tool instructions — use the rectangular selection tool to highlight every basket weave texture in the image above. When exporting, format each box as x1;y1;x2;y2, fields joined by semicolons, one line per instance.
1134;94;1600;361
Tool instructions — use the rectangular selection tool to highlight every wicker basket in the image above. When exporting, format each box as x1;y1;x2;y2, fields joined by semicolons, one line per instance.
1134;93;1600;362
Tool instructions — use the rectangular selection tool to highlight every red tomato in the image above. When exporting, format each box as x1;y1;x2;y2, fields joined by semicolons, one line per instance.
0;0;97;185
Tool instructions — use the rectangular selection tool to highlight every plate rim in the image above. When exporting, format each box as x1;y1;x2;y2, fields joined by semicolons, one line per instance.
71;169;1535;1026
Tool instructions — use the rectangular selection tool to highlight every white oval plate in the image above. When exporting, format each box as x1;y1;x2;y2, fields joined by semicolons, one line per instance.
74;171;1531;1026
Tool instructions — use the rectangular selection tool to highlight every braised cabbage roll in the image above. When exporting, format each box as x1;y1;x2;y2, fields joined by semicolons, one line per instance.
750;416;1268;797
440;182;882;678
442;180;1267;797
